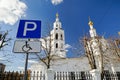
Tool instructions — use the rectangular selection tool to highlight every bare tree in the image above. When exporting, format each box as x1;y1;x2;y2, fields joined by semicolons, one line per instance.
36;36;53;69
83;36;97;69
106;34;120;61
113;32;120;58
81;36;106;79
0;30;12;63
72;35;98;69
0;31;11;49
33;24;57;69
80;33;120;80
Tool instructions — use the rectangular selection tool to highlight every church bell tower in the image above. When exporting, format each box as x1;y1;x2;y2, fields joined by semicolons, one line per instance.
50;13;66;58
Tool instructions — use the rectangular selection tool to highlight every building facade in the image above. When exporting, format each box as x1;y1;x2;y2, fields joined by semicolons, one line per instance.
30;14;120;73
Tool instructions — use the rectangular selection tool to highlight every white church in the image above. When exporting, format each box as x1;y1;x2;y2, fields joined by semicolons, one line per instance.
30;13;120;73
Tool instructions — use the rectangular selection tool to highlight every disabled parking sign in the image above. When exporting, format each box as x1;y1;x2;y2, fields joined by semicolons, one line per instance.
17;20;41;38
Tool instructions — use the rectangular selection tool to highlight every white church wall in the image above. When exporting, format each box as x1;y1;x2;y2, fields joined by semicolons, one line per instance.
51;57;91;72
112;63;120;72
30;63;47;74
30;57;120;74
30;56;91;73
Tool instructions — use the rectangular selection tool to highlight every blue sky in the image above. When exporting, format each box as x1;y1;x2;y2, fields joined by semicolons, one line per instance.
0;0;120;71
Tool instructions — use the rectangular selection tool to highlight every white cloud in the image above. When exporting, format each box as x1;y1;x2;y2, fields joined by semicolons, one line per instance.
18;66;24;70
0;0;27;25
65;44;72;49
65;44;72;52
28;60;38;64
51;0;63;5
0;57;6;61
0;57;3;60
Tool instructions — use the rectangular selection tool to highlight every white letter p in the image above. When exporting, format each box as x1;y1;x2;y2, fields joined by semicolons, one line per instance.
23;22;37;36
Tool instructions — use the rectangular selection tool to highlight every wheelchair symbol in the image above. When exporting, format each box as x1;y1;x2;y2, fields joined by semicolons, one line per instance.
22;41;32;53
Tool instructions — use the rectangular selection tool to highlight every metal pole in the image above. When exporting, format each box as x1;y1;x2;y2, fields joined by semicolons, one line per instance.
24;39;30;80
24;52;29;80
23;39;31;80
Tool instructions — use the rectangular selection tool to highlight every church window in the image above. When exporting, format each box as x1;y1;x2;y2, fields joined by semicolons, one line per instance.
61;43;63;48
61;34;63;40
56;43;58;48
55;33;58;40
56;24;58;27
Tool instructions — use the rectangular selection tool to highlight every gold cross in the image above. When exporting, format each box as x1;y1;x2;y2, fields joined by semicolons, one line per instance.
56;13;59;18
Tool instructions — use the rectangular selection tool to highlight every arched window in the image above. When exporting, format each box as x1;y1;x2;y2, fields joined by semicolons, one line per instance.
55;33;58;40
61;34;63;40
56;24;58;27
56;43;58;48
61;43;63;48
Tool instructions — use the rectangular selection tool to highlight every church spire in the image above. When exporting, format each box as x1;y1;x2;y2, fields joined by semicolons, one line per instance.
56;13;59;18
56;13;59;22
88;17;97;38
88;17;94;29
53;13;62;29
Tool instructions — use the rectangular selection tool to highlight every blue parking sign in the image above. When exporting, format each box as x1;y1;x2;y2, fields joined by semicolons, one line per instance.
17;20;41;38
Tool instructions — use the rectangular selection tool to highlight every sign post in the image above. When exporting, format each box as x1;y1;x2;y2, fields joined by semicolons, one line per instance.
23;40;31;80
25;52;29;80
13;20;41;80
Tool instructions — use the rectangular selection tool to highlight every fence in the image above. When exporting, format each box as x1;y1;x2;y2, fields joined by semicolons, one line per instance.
0;71;45;80
30;71;45;80
103;71;120;80
0;71;24;80
0;70;120;80
54;71;92;80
